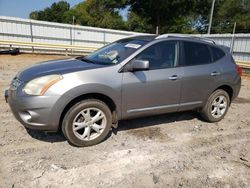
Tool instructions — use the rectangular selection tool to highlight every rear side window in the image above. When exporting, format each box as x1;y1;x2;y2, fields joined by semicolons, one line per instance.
183;41;211;66
211;46;225;62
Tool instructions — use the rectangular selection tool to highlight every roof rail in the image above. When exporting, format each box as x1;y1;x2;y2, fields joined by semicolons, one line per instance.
156;34;216;44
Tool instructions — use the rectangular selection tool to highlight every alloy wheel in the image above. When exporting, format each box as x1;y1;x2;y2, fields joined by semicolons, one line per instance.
72;108;107;141
211;95;228;119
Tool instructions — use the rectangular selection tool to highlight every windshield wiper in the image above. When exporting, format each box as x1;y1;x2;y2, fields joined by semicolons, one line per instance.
78;57;96;64
76;56;114;65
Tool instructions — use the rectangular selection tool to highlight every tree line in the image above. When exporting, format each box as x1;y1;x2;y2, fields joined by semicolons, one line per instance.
29;0;250;34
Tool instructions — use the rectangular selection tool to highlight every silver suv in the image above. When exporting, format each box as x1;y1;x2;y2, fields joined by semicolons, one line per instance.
5;35;242;147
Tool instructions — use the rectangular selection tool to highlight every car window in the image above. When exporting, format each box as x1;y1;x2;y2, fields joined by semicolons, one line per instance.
211;46;225;62
183;41;212;66
135;41;178;70
83;39;147;65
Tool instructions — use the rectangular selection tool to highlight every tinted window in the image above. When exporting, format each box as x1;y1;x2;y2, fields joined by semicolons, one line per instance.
211;46;225;62
135;41;177;70
183;41;211;66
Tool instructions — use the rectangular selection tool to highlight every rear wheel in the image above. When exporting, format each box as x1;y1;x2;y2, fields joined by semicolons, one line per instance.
200;89;230;122
62;99;112;147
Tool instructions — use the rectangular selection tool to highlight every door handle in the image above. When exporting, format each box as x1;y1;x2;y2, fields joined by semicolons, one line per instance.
210;72;220;76
168;75;178;80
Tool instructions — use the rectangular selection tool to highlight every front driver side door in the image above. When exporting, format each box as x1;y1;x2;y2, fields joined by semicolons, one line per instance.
121;40;183;119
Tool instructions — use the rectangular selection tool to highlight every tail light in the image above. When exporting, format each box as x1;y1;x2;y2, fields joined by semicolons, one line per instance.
236;64;242;76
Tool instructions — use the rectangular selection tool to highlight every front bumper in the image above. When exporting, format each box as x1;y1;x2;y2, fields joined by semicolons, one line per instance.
5;89;60;131
4;90;8;103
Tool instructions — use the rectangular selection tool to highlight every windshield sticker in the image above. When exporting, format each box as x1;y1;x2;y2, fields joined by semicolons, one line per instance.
98;50;119;61
125;43;141;49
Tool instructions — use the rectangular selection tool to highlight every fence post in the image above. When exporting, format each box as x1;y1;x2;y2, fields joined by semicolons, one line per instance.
30;20;34;53
156;26;159;34
65;48;68;56
103;30;106;45
70;26;73;55
230;22;237;53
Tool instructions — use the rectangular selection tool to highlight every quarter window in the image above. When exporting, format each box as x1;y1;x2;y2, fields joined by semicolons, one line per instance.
211;46;225;62
183;41;212;66
135;41;178;70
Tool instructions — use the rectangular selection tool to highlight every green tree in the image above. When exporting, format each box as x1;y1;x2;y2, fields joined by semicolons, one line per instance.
103;0;211;33
29;0;250;34
82;0;126;29
63;2;91;25
30;0;126;30
30;1;70;23
126;12;152;33
128;0;192;33
212;0;250;33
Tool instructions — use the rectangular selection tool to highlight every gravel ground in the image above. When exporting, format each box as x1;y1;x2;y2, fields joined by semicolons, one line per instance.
0;54;250;188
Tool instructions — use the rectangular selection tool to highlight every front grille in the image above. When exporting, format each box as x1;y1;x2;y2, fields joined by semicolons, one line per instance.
10;77;22;90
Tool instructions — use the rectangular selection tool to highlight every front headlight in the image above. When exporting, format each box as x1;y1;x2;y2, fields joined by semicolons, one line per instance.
23;75;63;95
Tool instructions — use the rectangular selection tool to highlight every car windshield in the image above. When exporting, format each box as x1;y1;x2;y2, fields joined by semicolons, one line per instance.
82;39;148;65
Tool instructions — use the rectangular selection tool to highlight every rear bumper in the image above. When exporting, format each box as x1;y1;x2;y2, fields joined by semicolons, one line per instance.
5;89;60;131
232;76;241;100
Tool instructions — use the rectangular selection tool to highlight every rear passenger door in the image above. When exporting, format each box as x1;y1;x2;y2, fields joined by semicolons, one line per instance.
179;41;220;111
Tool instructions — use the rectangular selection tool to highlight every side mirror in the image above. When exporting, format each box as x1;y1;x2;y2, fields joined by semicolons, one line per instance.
131;59;149;71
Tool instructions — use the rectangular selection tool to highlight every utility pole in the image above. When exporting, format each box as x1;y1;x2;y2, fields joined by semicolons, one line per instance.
230;22;237;53
208;0;216;34
72;16;75;25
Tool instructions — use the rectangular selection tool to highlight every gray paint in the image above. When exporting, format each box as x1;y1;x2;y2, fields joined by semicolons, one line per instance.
17;58;105;82
5;35;241;131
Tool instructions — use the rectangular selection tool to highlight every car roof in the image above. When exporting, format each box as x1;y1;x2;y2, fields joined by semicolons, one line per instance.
156;34;216;44
125;34;216;45
122;35;157;42
123;34;228;52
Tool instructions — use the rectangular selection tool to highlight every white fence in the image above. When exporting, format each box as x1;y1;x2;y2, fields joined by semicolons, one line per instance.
0;16;144;53
0;16;249;62
199;34;250;62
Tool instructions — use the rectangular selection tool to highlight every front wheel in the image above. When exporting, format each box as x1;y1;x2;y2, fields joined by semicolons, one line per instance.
62;99;112;147
200;89;230;122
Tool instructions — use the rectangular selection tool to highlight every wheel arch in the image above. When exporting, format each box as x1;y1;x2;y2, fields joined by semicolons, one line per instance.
213;85;233;101
200;84;233;122
202;84;234;109
58;93;118;131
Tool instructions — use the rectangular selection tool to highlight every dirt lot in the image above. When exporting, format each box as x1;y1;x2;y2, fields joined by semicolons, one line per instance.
0;54;250;188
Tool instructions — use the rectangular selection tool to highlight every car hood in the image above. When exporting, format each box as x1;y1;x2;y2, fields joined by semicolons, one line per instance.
17;58;103;82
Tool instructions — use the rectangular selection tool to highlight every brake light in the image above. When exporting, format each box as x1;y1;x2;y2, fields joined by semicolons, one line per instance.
236;64;242;76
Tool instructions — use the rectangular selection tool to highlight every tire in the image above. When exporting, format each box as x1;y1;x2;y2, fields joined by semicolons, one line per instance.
200;89;230;122
62;99;112;147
